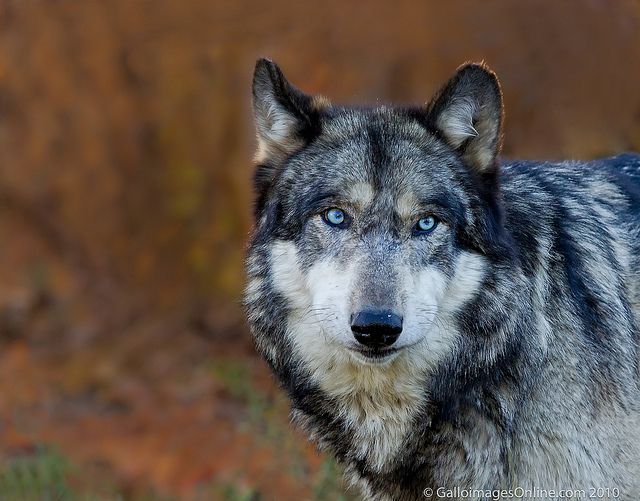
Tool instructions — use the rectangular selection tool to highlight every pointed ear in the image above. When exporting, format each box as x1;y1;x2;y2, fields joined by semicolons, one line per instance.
426;63;503;174
252;58;326;165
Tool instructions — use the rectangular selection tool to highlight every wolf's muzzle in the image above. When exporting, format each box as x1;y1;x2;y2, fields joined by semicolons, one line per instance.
350;310;402;348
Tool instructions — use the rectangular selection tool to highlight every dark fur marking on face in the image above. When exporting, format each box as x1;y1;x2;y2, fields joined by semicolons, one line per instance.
366;123;394;192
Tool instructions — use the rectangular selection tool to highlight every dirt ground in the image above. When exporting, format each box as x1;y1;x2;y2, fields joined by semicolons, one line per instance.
0;307;341;499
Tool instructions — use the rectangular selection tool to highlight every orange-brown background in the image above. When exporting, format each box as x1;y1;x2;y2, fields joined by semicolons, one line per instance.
1;1;639;499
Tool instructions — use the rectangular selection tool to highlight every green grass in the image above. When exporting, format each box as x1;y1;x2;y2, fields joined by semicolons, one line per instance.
210;458;353;501
0;447;72;501
213;482;259;501
0;448;166;501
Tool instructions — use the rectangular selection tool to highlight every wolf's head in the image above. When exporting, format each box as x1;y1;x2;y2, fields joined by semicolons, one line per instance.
245;59;518;406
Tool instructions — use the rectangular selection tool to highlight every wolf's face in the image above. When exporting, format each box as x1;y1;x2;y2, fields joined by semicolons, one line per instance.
246;60;511;390
263;120;490;368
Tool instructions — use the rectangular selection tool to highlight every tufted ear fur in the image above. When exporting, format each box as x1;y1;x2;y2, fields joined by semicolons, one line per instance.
251;59;328;216
426;63;503;174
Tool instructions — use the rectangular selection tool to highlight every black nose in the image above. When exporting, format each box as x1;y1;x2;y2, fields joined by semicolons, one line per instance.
350;310;403;348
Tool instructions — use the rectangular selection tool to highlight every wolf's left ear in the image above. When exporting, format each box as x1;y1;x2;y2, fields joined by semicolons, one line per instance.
252;58;325;166
426;63;503;174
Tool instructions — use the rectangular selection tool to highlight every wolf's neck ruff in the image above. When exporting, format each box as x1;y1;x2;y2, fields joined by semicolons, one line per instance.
245;58;640;499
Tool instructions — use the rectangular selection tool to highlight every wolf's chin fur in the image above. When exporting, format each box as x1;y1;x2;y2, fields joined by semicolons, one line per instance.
346;349;401;365
245;58;640;499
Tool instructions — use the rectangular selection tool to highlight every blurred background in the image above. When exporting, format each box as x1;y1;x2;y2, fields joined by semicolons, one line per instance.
0;0;639;499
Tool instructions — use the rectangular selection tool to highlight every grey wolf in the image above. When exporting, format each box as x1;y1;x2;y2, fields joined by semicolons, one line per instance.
244;58;640;500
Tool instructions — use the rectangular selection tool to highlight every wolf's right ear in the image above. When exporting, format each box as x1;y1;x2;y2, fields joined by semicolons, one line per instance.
252;58;325;170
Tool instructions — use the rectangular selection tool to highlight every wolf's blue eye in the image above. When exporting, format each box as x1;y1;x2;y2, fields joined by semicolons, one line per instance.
323;208;348;228
415;215;438;234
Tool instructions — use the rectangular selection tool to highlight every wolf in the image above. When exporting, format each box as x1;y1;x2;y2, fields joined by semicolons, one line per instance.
244;58;640;500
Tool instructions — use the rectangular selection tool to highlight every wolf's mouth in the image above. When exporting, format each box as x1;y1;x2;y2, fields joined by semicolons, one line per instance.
348;346;400;363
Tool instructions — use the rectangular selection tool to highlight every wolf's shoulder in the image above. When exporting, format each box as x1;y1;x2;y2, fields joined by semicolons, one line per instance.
499;152;640;201
498;153;640;262
501;152;640;176
600;152;640;180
